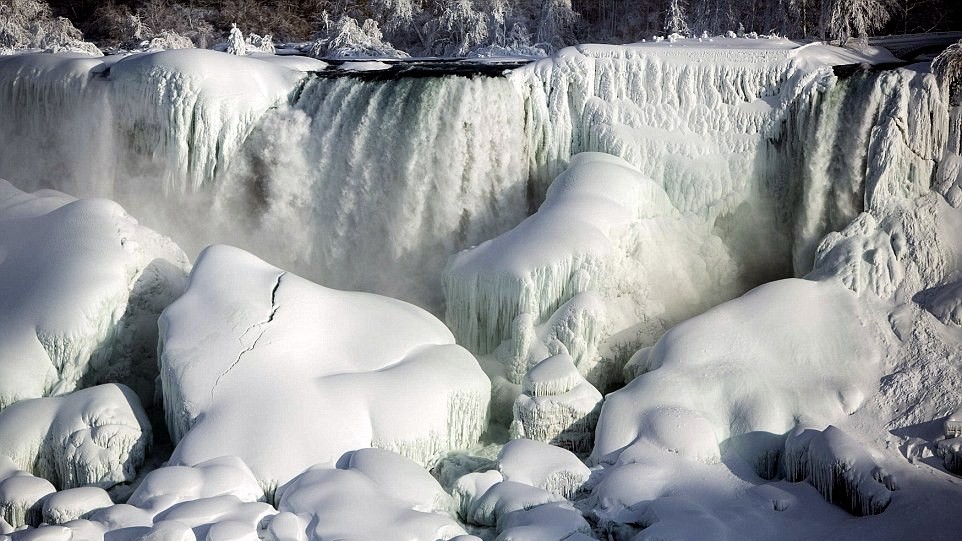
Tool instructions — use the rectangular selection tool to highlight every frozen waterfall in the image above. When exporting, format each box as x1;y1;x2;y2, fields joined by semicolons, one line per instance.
0;44;951;316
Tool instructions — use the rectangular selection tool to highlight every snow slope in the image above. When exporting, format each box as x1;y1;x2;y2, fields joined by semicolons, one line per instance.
159;245;490;489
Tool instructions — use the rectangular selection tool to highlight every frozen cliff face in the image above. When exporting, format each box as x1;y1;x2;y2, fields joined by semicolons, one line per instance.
159;245;490;488
0;180;189;408
445;152;741;394
0;384;151;491
591;278;886;465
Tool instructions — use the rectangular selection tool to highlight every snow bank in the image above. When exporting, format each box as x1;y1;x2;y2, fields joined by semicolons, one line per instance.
41;487;112;524
160;245;490;487
0;384;151;490
592;279;885;465
0;181;189;407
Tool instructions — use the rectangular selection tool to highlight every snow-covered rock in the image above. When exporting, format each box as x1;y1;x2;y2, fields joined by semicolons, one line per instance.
936;437;962;474
510;354;602;453
592;278;885;466
497;439;590;499
41;487;112;524
0;181;189;407
809;213;904;299
495;502;591;541
445;152;741;393
276;452;465;541
783;426;897;516
160;245;490;487
0;472;54;528
126;456;265;514
453;471;563;529
0;384;151;490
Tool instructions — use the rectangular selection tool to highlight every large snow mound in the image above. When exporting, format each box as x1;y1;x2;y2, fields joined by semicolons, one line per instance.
159;245;491;487
0;384;151;491
592;278;886;465
0;180;189;408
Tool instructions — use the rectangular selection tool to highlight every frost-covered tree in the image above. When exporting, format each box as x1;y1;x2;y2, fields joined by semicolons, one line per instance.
225;22;246;54
537;0;578;50
428;0;489;56
372;0;421;33
0;0;99;54
307;15;408;59
934;39;962;106
825;0;892;42
664;0;689;35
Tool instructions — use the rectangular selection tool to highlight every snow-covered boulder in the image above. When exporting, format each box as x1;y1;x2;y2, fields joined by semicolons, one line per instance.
783;426;897;516
0;181;189;408
276;451;465;540
453;471;562;529
126;456;265;515
495;502;591;541
592;278;885;466
0;471;54;528
497;439;591;499
41;487;112;524
510;354;602;454
0;384;151;490
445;152;741;393
160;245;490;487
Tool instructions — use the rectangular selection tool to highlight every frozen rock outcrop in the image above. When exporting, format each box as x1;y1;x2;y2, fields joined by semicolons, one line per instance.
277;450;465;540
936;437;962;474
0;384;151;490
0;180;189;407
809;213;904;299
783;426;897;516
592;279;885;466
160;245;490;487
510;354;602;454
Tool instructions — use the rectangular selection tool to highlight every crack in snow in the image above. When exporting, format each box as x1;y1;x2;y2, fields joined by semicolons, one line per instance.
211;271;285;399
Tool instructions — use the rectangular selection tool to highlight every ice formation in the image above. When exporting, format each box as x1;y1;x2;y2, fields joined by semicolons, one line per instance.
0;180;189;407
126;456;265;514
160;245;490;487
453;471;563;528
0;384;151;490
592;278;885;465
783;426;897;516
510;354;603;453
0;459;54;528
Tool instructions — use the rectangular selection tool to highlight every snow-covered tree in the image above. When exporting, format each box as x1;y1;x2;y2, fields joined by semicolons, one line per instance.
0;0;100;54
225;22;246;54
307;15;408;59
664;0;690;36
428;0;489;56
825;0;892;42
537;0;578;50
934;39;962;106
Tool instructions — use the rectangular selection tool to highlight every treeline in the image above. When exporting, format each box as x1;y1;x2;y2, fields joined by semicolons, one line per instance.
38;0;962;54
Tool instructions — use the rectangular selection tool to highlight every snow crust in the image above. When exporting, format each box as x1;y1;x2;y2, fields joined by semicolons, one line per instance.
0;384;151;491
0;180;189;407
160;245;490;487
